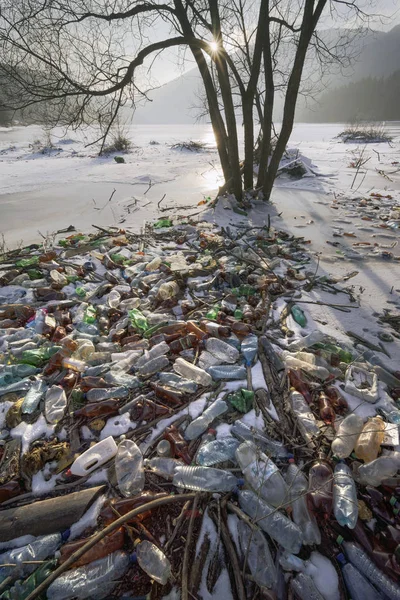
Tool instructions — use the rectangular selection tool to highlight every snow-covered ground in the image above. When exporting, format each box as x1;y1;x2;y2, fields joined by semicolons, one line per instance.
1;121;400;364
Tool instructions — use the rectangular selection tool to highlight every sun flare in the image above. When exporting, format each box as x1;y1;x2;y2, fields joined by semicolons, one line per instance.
209;41;219;53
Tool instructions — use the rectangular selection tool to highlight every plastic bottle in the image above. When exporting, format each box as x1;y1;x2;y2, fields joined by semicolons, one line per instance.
86;387;128;402
307;454;333;518
238;489;303;554
259;336;285;372
341;561;385;600
290;389;320;442
45;385;67;423
135;540;171;584
158;281;180;301
205;337;240;363
0;533;62;581
62;356;87;373
236;441;288;507
291;572;324;600
357;452;400;486
354;416;385;463
198;350;223;369
173;465;237;492
46;550;130;600
288;369;313;404
21;379;47;414
135;341;169;369
3;559;57;600
173;357;212;386
286;463;321;545
331;413;364;458
288;330;325;351
196;437;240;466
145;457;181;479
207;365;247;380
59;528;124;569
115;439;145;497
378;404;400;424
69;436;118;476
137;355;169;377
157;372;198;393
237;520;277;589
156;439;172;457
333;463;358;529
291;305;307;327
184;399;228;440
343;542;400;600
104;371;140;389
241;334;258;365
231;421;289;458
283;353;330;380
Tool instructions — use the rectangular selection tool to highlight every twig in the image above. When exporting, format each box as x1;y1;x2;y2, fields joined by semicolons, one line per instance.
158;193;167;208
25;493;197;600
182;494;200;600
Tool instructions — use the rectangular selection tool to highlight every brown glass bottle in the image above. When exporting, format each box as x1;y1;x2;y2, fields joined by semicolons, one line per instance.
100;492;166;525
318;392;335;424
59;527;125;568
324;386;348;413
151;383;185;406
129;399;171;421
288;369;313;405
164;425;192;464
74;399;120;419
169;333;199;353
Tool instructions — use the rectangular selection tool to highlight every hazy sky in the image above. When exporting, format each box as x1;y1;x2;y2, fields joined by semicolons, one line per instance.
148;0;400;85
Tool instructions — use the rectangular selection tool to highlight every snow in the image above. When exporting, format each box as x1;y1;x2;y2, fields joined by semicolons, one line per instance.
238;409;265;430
10;414;55;453
305;551;340;600
99;413;136;440
31;461;60;496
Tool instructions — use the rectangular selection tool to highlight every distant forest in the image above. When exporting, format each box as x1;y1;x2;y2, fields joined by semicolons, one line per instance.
303;70;400;123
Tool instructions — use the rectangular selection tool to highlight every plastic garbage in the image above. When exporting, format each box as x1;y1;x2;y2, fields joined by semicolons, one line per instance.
236;441;288;507
195;437;240;466
341;561;385;600
205;337;240;363
288;330;325;351
333;462;358;529
345;365;379;403
291;305;307;327
290;388;320;442
173;357;212;386
173;465;238;492
286;463;321;545
354;416;385;463
207;364;247;380
69;436;118;476
115;439;145;497
0;533;62;581
135;540;171;584
45;385;67;423
291;572;324;600
184;399;228;440
331;413;364;458
238;489;303;554
237;520;277;588
357;451;400;486
46;550;130;600
241;334;258;365
21;379;47;414
343;542;400;600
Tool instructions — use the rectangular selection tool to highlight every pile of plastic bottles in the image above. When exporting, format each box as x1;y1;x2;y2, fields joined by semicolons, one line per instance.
0;220;399;599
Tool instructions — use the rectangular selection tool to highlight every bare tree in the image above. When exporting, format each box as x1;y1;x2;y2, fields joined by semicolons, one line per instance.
0;0;379;200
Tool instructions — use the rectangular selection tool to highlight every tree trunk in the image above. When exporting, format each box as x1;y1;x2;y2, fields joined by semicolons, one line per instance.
243;95;254;190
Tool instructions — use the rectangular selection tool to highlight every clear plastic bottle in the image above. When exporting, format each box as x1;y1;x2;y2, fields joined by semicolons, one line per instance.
196;437;240;466
173;357;212;386
291;572;324;600
173;465;237;492
333;463;358;529
241;335;258;366
290;389;320;442
307;454;333;518
357;451;400;486
342;562;385;600
157;372;198;393
45;385;67;423
0;533;62;581
184;399;228;440
343;542;400;600
62;357;87;373
238;489;303;554
354;417;385;463
331;413;364;458
135;341;170;369
236;441;288;507
137;355;169;377
283;353;330;380
288;331;325;351
74;339;96;360
198;350;223;370
86;386;128;402
107;289;121;309
237;520;277;588
115;439;145;497
207;364;247;380
21;379;47;414
259;336;285;372
145;457;182;479
156;439;172;457
46;550;130;600
231;421;290;458
285;463;321;545
205;337;240;364
158;281;180;300
104;371;140;389
136;540;171;584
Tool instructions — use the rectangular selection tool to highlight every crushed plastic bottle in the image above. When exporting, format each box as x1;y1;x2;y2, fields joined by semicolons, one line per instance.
45;385;67;423
173;465;238;492
357;451;400;486
184;399;228;440
135;540;171;584
333;462;358;529
205;337;240;363
237;520;277;588
115;439;145;497
331;413;364;458
173;357;212;386
195;437;240;466
343;542;400;600
354;416;385;463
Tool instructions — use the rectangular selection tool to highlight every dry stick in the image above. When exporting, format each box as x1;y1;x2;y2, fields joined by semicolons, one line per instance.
219;501;247;600
181;493;200;600
164;500;191;552
25;493;196;600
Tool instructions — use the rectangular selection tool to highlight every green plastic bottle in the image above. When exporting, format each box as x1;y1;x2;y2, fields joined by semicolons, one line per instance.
291;305;307;327
129;309;148;332
234;309;244;320
2;559;57;599
229;389;254;413
27;268;43;280
83;305;97;324
75;287;87;299
154;218;173;228
18;346;60;367
313;342;352;363
206;307;219;321
15;256;39;268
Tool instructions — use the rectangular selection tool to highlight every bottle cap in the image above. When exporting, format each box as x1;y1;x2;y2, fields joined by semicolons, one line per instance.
336;552;346;565
129;552;138;564
288;457;295;464
236;478;245;487
61;528;71;542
